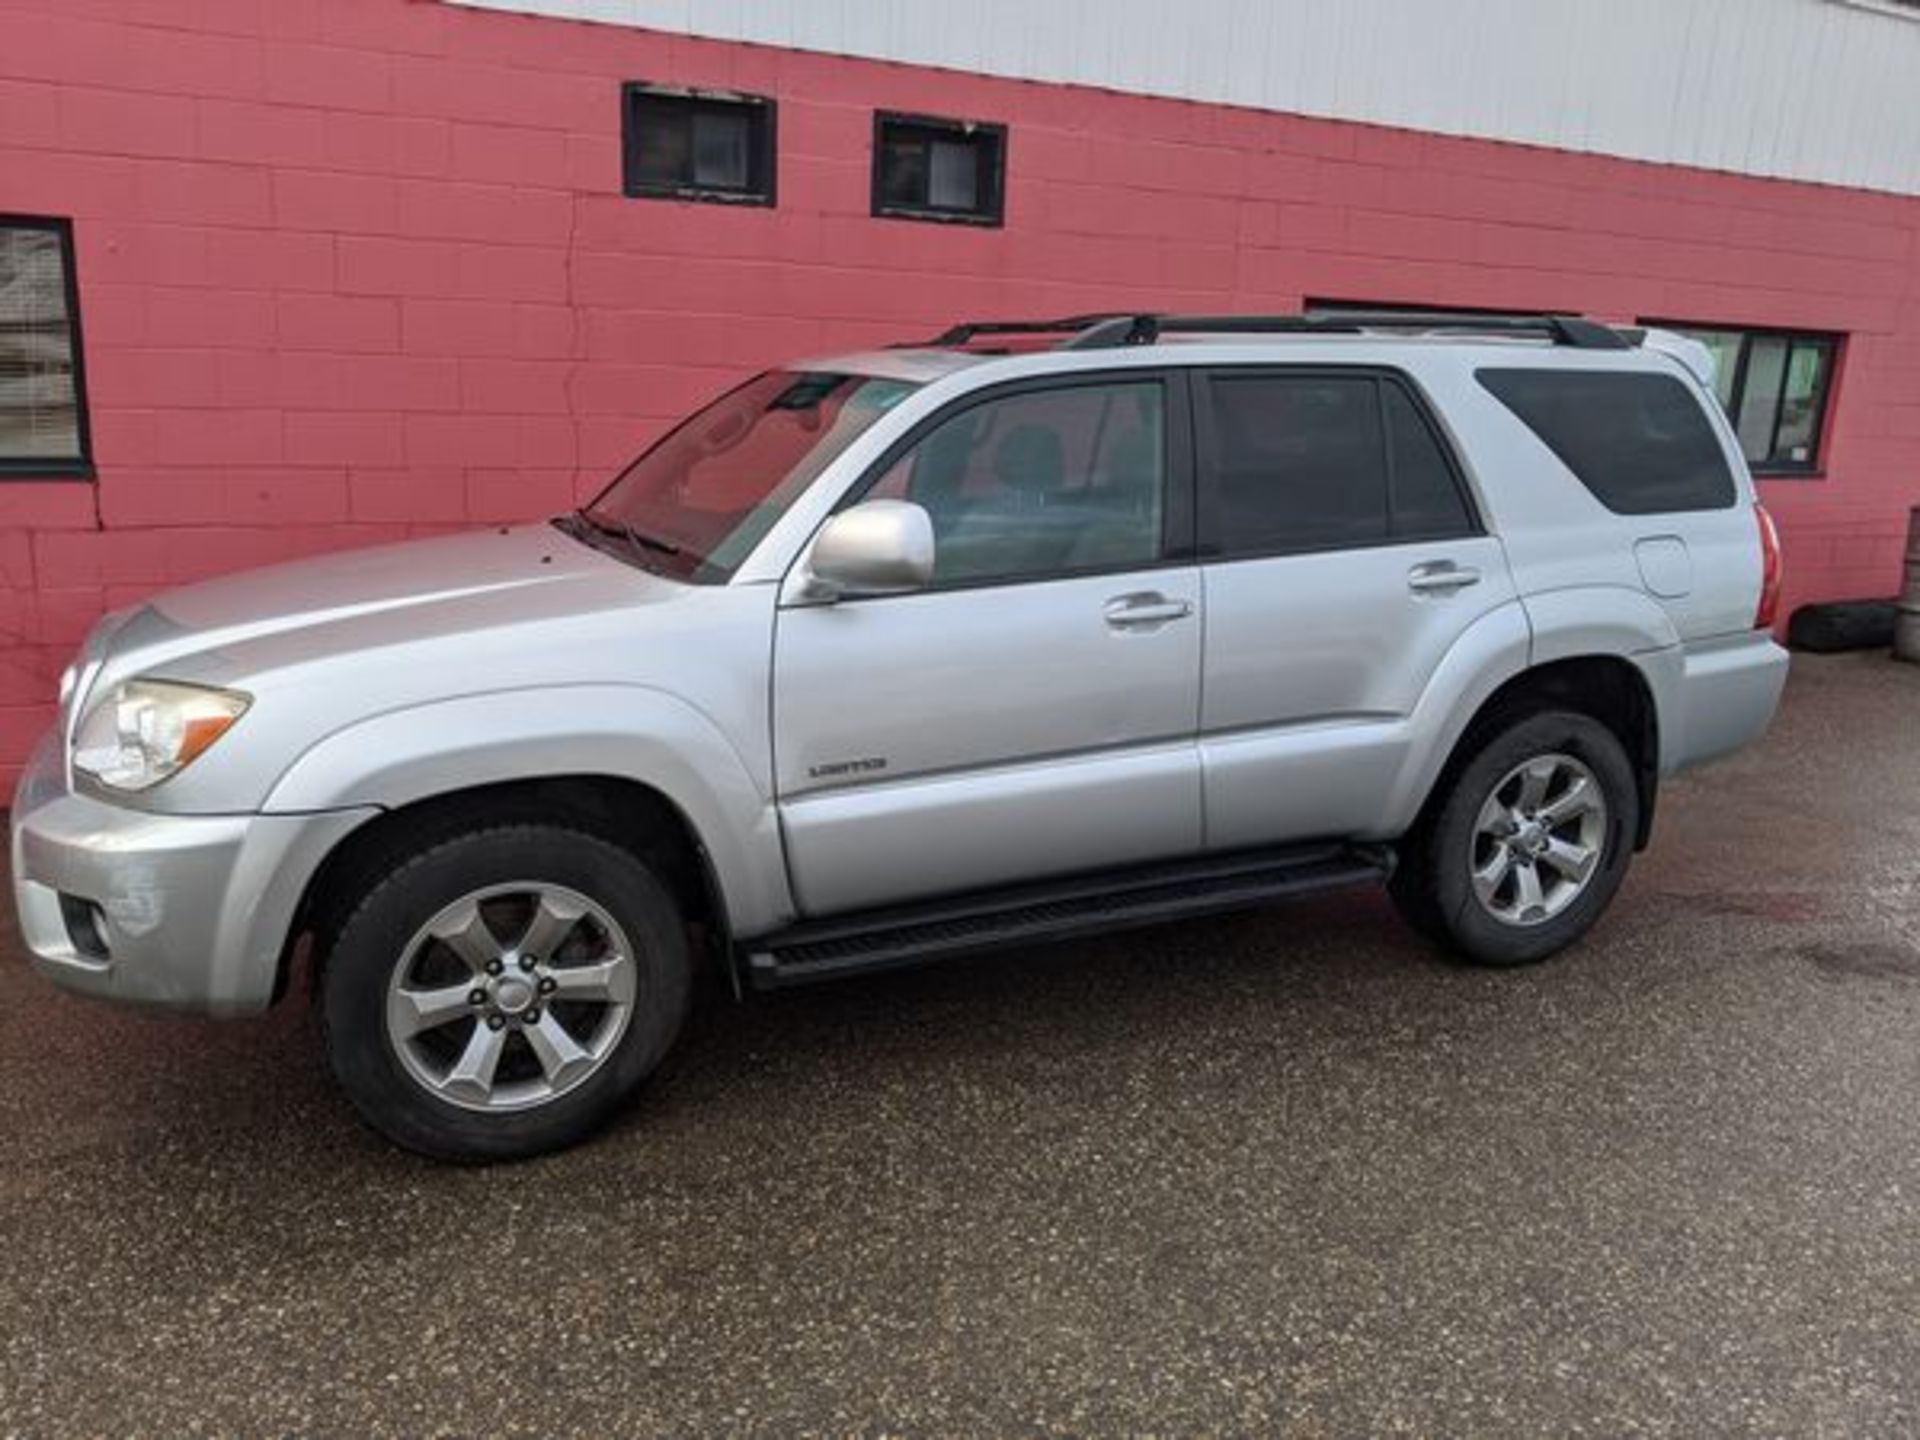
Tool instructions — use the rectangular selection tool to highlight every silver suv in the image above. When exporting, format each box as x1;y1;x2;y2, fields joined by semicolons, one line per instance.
10;311;1789;1160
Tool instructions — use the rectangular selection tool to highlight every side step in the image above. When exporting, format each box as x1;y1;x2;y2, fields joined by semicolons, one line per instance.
744;842;1394;989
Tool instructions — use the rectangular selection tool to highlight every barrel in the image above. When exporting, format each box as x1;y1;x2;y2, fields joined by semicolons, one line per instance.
1896;505;1920;663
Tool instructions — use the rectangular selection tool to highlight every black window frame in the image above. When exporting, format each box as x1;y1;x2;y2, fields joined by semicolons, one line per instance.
620;81;778;207
0;214;93;482
832;369;1197;596
1638;319;1841;478
870;111;1008;228
1192;365;1483;564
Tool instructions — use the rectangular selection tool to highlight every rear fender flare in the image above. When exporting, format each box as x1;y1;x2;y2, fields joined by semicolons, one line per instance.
1522;585;1684;768
1379;590;1679;835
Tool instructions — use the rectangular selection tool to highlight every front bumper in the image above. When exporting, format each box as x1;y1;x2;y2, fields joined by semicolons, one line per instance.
9;731;375;1016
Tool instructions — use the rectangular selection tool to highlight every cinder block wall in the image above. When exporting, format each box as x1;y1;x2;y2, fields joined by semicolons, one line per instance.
3;0;1917;785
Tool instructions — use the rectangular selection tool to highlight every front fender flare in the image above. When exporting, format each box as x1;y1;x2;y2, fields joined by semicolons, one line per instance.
261;685;793;938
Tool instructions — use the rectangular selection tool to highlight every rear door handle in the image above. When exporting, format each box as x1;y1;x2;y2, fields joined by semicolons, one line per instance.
1104;591;1194;629
1407;562;1481;595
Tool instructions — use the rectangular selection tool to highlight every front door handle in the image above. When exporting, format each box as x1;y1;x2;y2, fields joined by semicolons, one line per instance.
1407;562;1482;595
1104;591;1194;629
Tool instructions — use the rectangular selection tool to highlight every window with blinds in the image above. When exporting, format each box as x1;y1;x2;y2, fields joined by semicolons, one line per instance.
872;112;1007;226
0;217;92;478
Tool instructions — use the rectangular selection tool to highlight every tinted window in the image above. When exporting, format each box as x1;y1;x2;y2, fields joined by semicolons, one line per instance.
1383;382;1472;539
1205;375;1386;556
867;381;1164;584
1478;368;1736;514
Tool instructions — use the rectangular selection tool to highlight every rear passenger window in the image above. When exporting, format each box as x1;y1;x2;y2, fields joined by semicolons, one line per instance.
1201;373;1474;557
1205;375;1386;555
1383;382;1473;540
1477;368;1736;515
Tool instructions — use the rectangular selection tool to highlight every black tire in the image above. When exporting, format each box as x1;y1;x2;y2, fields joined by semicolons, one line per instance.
320;824;690;1162
1390;709;1638;967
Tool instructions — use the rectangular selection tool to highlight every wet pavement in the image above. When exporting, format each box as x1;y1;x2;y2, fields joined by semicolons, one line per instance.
1;652;1916;1436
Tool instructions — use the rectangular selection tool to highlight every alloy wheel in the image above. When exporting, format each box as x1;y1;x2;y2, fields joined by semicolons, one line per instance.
1468;752;1609;927
383;882;637;1113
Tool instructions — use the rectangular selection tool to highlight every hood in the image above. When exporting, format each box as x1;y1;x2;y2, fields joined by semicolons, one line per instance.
69;519;778;817
149;523;625;643
99;523;670;685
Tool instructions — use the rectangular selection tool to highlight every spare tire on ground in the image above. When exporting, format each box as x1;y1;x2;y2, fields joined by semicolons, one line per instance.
1787;599;1899;653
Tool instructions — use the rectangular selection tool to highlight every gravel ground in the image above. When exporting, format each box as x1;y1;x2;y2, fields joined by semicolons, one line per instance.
1;651;1916;1437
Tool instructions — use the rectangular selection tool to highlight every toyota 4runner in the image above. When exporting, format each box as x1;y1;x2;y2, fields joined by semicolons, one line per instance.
9;310;1790;1160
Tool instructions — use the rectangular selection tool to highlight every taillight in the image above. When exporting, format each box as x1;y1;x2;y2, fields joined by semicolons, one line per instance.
1754;502;1783;631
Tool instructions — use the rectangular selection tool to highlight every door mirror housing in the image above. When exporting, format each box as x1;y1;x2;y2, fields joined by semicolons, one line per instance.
804;499;935;600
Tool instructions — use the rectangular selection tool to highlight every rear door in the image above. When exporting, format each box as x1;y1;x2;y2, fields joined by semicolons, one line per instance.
1193;367;1520;849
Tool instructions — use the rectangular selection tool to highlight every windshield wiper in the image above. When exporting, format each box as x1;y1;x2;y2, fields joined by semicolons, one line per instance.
571;508;685;560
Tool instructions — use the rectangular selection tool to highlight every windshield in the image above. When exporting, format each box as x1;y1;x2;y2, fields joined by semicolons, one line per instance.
574;370;920;582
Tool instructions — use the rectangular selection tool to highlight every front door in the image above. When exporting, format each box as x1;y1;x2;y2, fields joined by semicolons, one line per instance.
773;373;1203;917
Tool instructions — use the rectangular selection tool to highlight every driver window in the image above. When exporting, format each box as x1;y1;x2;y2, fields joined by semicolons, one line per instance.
867;380;1166;585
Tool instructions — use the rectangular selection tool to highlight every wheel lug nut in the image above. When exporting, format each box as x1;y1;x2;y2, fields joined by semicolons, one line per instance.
486;1014;505;1031
519;955;537;972
524;1007;541;1025
537;977;556;994
468;989;487;1006
485;959;503;976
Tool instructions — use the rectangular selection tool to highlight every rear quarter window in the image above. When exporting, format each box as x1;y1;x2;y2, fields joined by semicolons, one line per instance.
1476;368;1737;515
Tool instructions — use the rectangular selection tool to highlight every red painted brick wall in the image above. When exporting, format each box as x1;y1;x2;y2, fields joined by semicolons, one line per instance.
2;0;1917;787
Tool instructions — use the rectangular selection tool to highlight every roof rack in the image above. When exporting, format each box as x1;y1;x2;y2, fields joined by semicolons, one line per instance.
1066;310;1635;351
908;309;1636;353
903;313;1140;349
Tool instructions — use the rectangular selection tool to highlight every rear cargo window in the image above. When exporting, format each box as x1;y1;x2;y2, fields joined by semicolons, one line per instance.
1476;368;1737;515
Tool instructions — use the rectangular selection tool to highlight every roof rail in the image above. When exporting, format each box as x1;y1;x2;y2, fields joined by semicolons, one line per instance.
1064;310;1636;351
901;313;1139;349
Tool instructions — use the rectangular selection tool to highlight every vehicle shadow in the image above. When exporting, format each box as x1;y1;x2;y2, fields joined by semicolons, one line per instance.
8;886;1437;1174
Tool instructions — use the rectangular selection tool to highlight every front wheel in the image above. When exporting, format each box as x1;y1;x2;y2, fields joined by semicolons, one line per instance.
1391;710;1639;966
320;825;691;1162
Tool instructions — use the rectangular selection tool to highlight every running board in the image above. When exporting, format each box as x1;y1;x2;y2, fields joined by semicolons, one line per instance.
744;843;1394;989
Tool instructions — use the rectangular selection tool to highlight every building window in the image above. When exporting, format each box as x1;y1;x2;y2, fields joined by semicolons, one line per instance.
872;113;1006;226
0;216;91;479
622;84;776;205
1641;323;1839;476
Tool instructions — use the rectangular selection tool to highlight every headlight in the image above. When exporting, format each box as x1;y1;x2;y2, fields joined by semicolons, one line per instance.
72;680;251;791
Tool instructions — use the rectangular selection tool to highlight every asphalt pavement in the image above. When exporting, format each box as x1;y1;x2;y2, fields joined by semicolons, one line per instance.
1;651;1916;1436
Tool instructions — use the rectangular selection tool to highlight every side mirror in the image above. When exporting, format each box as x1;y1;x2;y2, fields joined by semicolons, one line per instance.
804;499;935;600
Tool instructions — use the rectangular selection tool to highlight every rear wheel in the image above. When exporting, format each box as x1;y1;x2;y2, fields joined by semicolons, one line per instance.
1391;710;1638;966
321;825;690;1161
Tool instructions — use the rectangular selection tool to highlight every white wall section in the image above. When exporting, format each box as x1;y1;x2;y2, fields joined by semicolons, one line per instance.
445;0;1920;197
